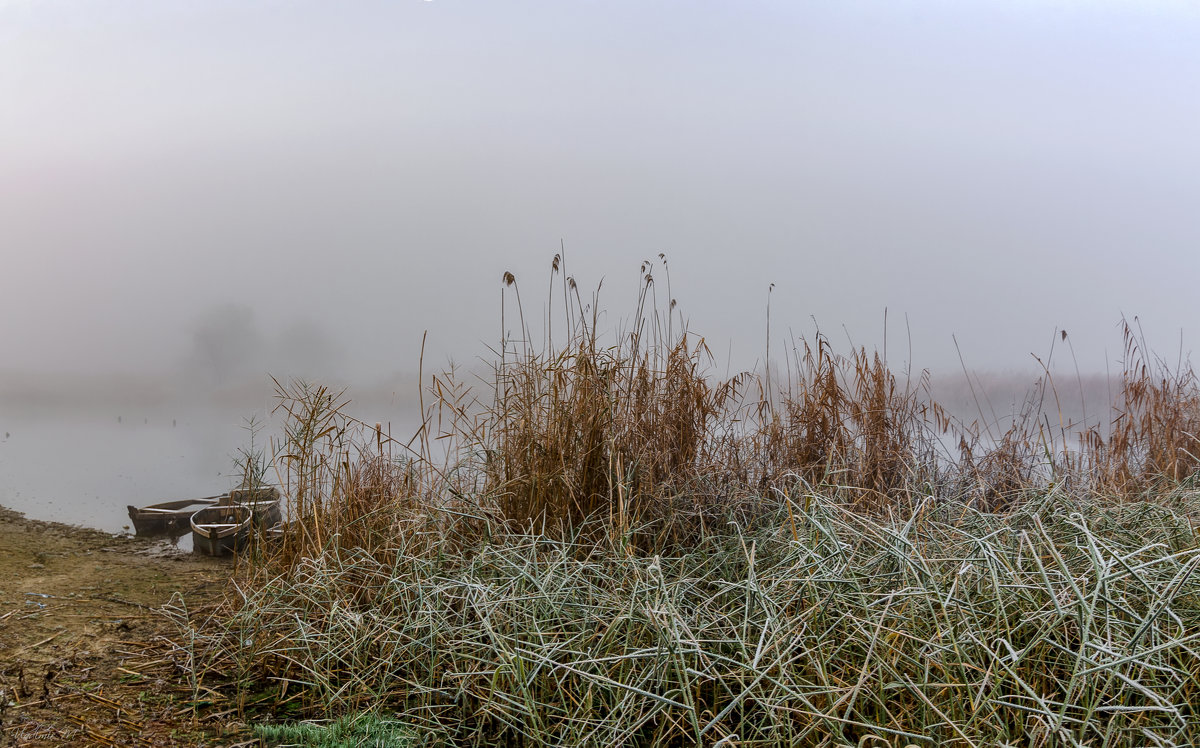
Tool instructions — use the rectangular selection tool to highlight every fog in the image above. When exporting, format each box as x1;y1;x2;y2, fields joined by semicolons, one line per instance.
2;1;1198;526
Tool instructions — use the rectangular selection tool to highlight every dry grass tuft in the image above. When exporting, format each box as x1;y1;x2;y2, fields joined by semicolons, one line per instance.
1098;320;1200;493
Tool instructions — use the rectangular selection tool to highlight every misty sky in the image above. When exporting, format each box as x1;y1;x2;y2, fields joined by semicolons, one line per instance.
2;0;1198;385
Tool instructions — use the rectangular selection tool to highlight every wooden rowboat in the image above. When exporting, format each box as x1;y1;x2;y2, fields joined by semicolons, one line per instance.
190;504;253;556
126;495;224;536
228;486;283;528
228;486;279;503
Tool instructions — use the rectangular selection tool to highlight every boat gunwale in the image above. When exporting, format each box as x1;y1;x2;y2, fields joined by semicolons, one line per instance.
127;494;225;516
190;505;253;540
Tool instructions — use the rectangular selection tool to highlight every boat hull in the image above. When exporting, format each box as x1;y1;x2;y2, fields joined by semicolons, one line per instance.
127;496;223;537
190;505;252;557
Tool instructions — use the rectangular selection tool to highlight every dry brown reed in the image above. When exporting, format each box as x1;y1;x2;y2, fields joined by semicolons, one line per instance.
263;377;447;573
753;337;944;512
259;261;1200;563
1096;320;1200;493
481;257;983;543
483;259;741;546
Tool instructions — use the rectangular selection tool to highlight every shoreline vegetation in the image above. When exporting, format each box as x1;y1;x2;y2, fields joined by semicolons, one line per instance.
173;257;1197;746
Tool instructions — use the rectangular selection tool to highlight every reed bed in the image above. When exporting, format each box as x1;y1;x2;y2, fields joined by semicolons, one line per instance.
168;257;1200;744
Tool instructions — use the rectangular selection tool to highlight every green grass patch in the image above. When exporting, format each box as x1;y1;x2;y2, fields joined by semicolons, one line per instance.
254;712;419;747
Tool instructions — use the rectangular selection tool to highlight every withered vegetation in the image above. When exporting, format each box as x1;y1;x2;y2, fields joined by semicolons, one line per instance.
171;257;1200;747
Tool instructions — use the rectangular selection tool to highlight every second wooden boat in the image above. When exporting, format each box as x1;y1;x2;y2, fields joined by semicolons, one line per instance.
126;495;224;536
228;486;282;528
190;504;253;556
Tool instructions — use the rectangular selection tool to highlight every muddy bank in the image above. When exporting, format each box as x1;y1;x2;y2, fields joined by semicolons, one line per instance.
0;506;250;746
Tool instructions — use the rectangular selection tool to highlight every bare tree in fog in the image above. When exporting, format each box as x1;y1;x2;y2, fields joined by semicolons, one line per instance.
186;305;266;388
182;305;345;399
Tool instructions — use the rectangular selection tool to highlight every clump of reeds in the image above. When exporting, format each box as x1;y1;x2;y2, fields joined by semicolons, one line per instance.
484;259;735;543
1097;320;1200;493
472;255;975;543
246;259;1200;563
264;377;447;571
752;336;944;511
952;376;1057;512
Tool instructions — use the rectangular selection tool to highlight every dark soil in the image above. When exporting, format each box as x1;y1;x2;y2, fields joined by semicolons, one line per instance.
0;506;254;747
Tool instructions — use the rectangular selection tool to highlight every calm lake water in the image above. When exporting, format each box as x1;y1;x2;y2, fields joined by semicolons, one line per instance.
0;411;265;534
0;385;423;541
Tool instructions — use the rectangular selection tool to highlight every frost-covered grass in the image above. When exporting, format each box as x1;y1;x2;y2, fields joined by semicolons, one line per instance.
177;487;1200;746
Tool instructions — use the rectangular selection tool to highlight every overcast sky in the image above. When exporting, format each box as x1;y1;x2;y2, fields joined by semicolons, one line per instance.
2;0;1197;385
